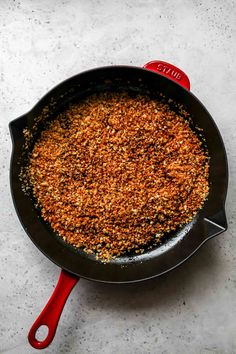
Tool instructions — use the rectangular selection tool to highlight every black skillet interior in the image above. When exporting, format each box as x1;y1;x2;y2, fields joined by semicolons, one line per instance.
9;66;228;283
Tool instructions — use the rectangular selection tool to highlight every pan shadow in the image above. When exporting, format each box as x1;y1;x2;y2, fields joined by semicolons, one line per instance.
77;238;221;311
55;236;223;352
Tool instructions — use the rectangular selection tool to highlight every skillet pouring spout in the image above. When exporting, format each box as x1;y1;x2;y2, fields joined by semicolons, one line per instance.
204;208;228;240
9;114;28;144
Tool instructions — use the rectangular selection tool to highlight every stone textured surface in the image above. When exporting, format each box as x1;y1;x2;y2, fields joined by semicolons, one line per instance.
0;0;236;353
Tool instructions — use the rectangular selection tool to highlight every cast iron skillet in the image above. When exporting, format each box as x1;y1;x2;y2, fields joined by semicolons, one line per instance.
9;61;228;349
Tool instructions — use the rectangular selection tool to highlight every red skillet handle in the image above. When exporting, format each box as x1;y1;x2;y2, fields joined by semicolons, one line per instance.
143;60;190;90
28;270;79;349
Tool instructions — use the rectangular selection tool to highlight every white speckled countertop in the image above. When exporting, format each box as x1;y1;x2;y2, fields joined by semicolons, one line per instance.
1;1;236;353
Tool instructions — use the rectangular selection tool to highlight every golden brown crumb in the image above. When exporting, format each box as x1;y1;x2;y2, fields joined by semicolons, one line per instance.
28;92;209;260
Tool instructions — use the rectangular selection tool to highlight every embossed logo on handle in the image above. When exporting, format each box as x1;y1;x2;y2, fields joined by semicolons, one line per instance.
143;60;190;90
155;63;182;81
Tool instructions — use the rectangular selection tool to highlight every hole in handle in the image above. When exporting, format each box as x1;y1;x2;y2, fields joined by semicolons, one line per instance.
35;325;49;342
28;270;79;349
28;322;54;350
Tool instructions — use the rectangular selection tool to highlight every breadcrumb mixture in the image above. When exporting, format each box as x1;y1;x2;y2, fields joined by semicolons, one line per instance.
28;92;209;260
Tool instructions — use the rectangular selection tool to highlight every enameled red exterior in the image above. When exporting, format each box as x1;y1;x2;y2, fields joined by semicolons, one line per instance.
144;60;190;90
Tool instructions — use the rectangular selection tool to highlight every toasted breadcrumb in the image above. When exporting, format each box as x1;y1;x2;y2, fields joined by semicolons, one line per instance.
28;92;209;260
